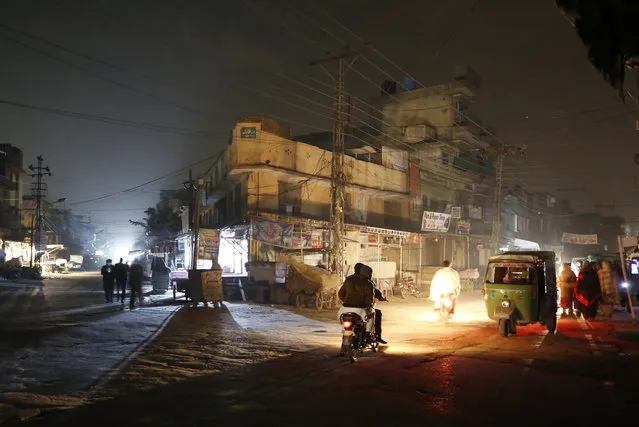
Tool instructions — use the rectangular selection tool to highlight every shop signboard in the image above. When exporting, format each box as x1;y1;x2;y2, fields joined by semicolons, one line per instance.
456;220;471;235
561;233;598;245
198;228;220;260
252;218;294;248
421;211;451;232
403;233;421;245
290;231;323;249
240;126;257;139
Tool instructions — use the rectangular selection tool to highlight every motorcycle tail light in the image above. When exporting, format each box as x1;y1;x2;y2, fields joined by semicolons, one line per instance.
342;320;353;329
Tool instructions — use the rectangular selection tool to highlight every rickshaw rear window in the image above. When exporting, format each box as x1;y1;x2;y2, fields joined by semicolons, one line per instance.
487;263;535;285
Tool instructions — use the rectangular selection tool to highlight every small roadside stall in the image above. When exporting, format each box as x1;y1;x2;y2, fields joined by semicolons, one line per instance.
181;228;222;305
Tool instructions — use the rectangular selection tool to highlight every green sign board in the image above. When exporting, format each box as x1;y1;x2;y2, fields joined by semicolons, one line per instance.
240;126;257;139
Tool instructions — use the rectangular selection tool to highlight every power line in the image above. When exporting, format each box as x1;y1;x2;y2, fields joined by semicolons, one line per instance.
0;31;204;116
0;99;218;138
69;151;224;207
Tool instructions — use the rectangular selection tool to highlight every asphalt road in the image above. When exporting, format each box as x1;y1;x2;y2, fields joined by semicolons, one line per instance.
0;272;181;413
18;293;639;427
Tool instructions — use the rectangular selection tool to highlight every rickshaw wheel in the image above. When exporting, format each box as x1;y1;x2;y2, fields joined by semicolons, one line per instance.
295;293;305;308
313;294;324;310
547;315;557;334
510;321;517;335
498;319;510;337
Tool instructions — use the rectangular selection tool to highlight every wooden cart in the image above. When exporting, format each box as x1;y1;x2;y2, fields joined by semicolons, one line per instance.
293;288;340;310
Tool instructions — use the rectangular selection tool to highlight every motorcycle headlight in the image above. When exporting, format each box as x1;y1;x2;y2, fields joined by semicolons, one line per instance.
501;300;511;308
622;282;629;288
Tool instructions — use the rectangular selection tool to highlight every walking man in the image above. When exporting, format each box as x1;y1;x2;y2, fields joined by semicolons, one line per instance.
129;261;144;309
113;258;129;303
100;259;116;303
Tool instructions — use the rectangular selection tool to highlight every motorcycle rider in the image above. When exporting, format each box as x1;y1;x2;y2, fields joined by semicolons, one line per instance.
430;260;461;313
338;262;388;344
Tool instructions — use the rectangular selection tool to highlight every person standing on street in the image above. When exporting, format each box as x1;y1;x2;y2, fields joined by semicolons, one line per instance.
429;260;461;311
113;258;129;303
575;261;602;320
558;263;577;317
597;260;619;318
100;259;116;303
129;261;144;309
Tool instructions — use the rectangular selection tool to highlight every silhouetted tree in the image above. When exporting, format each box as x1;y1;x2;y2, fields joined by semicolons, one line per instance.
129;204;182;248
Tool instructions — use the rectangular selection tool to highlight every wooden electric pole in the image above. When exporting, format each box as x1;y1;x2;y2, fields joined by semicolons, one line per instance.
310;50;361;278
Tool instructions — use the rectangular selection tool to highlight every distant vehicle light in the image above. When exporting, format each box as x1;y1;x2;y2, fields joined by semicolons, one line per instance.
622;282;629;288
342;320;353;329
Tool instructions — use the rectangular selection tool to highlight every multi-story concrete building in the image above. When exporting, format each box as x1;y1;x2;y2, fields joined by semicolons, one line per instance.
367;68;502;273
0;144;25;240
201;116;418;280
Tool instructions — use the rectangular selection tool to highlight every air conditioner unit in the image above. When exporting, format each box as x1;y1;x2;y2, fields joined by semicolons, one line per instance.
451;206;461;219
284;204;299;215
402;125;437;143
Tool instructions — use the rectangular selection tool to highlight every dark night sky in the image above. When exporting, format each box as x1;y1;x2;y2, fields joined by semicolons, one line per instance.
1;0;638;249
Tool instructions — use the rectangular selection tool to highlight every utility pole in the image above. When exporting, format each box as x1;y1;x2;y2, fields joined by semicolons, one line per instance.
28;156;51;267
310;50;361;278
184;170;204;270
491;145;524;255
490;152;504;255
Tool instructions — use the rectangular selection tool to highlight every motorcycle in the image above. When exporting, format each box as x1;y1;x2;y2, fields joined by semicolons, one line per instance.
339;305;379;363
397;276;421;299
440;292;456;322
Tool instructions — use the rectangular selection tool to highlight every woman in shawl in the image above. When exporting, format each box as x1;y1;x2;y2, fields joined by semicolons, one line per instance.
575;261;602;320
557;263;577;317
597;260;619;317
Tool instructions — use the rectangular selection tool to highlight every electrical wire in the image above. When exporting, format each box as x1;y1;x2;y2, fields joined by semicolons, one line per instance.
69;151;225;207
0;32;205;117
0;99;218;138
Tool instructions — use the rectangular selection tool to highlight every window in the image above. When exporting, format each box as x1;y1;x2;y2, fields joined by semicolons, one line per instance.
278;180;301;214
487;264;536;285
422;194;430;210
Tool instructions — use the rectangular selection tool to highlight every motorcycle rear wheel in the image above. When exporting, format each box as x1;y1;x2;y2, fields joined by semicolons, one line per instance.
346;346;360;363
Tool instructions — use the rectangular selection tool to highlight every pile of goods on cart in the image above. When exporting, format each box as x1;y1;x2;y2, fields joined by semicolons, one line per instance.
285;256;341;310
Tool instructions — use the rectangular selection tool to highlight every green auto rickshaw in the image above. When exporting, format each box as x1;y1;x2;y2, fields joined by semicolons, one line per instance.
484;251;558;337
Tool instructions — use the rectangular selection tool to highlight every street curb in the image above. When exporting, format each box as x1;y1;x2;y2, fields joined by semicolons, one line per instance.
88;306;181;394
35;306;182;427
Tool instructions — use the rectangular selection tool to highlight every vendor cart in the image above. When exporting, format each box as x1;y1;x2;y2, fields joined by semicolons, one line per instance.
285;257;341;310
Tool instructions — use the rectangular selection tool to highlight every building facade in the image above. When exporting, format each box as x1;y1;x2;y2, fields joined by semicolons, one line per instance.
0;144;25;241
202;116;417;281
370;69;501;273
